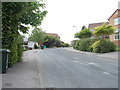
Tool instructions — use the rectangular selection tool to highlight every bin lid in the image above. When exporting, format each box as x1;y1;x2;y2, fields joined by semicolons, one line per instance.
0;49;10;53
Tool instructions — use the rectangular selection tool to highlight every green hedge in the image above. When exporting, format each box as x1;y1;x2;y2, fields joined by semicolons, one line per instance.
91;40;116;53
74;38;97;52
7;36;24;67
73;38;116;53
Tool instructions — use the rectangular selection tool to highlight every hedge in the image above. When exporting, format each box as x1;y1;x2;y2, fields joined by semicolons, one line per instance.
91;40;116;53
74;38;97;52
73;38;116;53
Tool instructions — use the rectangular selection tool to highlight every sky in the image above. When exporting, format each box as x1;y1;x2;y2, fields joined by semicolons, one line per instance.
26;0;119;44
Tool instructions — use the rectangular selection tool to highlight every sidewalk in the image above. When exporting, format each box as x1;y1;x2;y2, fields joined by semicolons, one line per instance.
2;50;41;88
65;47;119;60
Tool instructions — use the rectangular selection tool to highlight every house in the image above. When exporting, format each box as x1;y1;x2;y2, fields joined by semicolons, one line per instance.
108;9;120;46
88;22;109;31
88;22;109;38
88;9;120;46
46;33;60;39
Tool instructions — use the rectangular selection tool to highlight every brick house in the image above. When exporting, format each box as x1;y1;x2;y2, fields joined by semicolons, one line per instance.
46;33;60;39
88;22;109;38
88;9;120;46
108;9;120;46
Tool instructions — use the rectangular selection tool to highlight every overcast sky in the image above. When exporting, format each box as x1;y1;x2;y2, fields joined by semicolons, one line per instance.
35;0;119;44
40;0;119;44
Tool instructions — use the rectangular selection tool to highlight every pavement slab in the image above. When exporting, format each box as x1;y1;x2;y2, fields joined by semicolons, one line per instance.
2;50;41;88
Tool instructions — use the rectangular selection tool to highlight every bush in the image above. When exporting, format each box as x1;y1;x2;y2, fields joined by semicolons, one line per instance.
34;43;38;49
63;43;69;47
74;40;80;50
8;43;18;67
91;40;116;53
17;43;23;62
74;38;97;52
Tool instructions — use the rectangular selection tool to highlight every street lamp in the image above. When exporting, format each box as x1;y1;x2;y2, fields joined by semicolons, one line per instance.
73;26;77;33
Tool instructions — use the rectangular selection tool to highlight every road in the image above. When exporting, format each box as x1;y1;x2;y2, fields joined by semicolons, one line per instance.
35;48;118;88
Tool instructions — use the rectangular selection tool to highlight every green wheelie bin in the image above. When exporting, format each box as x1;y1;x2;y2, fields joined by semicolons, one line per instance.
0;49;10;74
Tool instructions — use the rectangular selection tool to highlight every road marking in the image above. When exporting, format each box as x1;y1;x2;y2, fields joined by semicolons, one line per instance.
73;58;79;60
87;62;99;66
103;72;110;75
72;60;88;66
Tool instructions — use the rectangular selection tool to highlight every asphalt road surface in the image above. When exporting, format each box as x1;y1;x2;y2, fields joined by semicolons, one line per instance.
35;48;118;88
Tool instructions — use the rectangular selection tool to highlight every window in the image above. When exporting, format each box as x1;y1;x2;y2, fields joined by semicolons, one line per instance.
114;17;120;25
114;32;120;40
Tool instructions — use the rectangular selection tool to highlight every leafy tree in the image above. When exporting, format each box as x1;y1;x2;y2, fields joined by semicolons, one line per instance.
81;25;86;30
54;38;61;47
93;24;115;39
61;41;69;47
43;36;56;47
2;2;47;66
29;27;46;45
74;28;92;39
43;36;62;47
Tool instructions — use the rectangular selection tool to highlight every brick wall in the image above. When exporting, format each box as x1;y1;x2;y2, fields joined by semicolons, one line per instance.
108;9;120;46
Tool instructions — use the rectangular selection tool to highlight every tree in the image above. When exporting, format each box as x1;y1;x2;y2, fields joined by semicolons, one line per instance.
93;24;115;39
43;36;62;48
29;27;46;44
74;28;92;39
81;25;86;30
2;2;47;66
43;36;56;47
54;38;61;47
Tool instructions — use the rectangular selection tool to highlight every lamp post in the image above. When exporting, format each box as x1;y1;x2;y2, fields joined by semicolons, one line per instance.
73;26;77;33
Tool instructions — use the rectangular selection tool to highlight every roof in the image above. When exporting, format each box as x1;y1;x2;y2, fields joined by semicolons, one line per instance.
46;33;60;38
88;22;109;29
108;9;120;20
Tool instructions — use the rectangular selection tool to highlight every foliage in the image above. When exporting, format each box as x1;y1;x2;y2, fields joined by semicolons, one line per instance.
74;38;97;52
29;27;46;44
73;40;80;49
75;28;92;39
61;42;69;47
34;43;38;49
54;38;61;47
91;40;116;53
81;25;87;30
93;24;115;38
116;46;120;51
43;36;55;47
43;36;61;48
17;35;24;62
2;2;47;66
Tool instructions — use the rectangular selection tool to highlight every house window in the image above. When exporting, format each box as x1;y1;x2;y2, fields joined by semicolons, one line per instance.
114;17;120;25
114;32;120;40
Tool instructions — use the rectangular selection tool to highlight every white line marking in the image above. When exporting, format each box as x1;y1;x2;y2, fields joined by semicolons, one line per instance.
88;62;99;66
72;61;88;66
103;72;110;75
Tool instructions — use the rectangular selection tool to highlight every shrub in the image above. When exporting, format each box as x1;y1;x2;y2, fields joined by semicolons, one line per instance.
79;38;97;52
74;38;97;52
91;40;116;53
34;43;38;49
8;43;18;67
63;43;69;47
17;43;23;62
74;40;80;50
